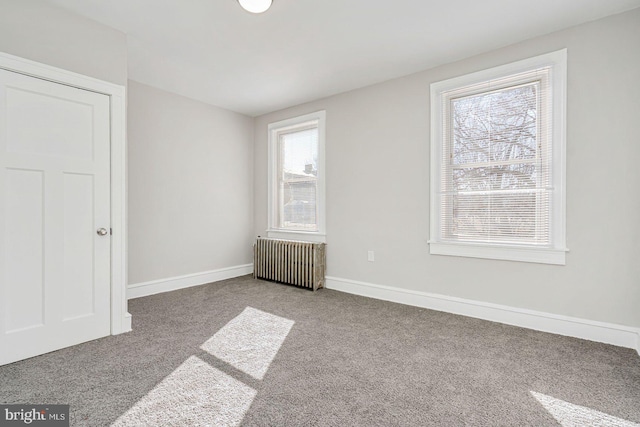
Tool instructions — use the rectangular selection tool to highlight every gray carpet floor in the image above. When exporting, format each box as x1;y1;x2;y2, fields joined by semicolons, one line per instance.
1;275;639;426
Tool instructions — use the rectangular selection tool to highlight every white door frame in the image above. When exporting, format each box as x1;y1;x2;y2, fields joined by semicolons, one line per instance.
0;52;131;335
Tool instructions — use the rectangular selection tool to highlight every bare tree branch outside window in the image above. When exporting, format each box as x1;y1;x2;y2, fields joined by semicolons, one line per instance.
447;82;549;243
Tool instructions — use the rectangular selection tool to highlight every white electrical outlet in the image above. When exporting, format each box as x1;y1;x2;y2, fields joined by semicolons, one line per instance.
367;251;375;262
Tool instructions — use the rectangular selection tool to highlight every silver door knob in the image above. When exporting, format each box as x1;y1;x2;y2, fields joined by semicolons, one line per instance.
97;228;108;236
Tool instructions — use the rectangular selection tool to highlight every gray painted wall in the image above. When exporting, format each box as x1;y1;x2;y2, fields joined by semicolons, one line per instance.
0;0;127;85
0;0;255;287
128;81;254;284
254;9;640;328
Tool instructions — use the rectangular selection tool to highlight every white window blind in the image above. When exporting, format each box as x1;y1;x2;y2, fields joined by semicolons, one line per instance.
440;68;552;246
430;50;567;264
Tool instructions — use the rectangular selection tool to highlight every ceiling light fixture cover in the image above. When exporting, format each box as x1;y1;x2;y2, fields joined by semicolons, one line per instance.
238;0;272;14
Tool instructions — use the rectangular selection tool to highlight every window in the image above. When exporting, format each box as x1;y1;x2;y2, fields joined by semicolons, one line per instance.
268;111;326;242
429;50;567;264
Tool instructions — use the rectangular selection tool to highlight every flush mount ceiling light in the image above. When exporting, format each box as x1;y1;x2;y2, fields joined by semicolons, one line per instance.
238;0;272;14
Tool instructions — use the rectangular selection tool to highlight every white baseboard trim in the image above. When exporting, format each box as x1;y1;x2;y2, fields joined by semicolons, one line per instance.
326;276;640;355
128;264;254;299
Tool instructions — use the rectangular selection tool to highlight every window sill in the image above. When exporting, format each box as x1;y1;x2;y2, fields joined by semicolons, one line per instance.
266;229;326;243
428;241;567;265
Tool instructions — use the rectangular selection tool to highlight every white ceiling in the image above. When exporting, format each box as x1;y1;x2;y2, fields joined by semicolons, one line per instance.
45;0;640;116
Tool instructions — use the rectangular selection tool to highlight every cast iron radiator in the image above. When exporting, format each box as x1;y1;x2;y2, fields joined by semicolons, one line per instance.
253;238;326;291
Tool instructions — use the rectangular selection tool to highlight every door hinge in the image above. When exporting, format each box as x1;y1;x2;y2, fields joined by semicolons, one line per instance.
110;228;113;235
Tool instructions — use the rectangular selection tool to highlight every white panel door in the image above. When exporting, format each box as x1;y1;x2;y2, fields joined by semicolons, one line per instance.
0;68;111;365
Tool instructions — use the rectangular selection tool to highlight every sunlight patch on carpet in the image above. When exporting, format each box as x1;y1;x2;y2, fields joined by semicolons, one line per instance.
111;356;256;427
531;391;640;427
201;307;295;380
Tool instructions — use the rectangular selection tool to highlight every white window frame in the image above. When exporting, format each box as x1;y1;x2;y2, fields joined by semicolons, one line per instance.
267;111;326;243
429;50;568;265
